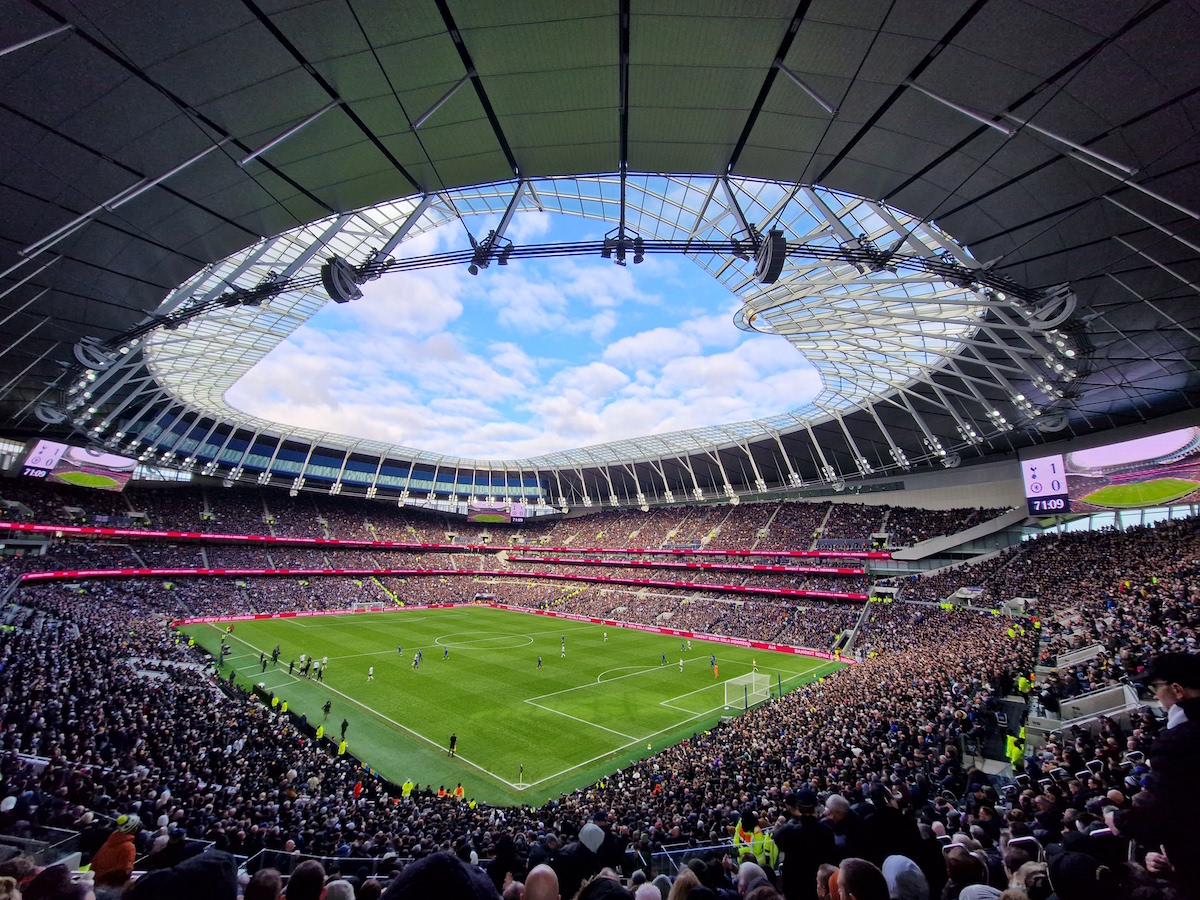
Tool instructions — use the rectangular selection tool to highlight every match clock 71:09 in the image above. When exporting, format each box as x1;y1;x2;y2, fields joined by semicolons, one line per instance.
1022;453;1071;515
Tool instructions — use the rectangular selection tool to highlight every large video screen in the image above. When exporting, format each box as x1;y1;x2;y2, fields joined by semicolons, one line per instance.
1021;426;1200;515
467;502;511;524
21;440;137;492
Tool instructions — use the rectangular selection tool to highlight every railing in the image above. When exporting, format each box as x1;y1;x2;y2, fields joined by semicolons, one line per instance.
1027;683;1145;746
1055;643;1106;669
650;842;736;876
1058;684;1140;724
240;842;738;880
0;824;80;866
241;849;412;877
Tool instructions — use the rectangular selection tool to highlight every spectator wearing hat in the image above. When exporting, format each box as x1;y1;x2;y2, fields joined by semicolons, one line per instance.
1110;652;1200;897
773;790;836;900
91;813;140;887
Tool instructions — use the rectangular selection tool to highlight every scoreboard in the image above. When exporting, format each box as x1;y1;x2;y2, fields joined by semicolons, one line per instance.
1021;453;1070;515
21;439;69;478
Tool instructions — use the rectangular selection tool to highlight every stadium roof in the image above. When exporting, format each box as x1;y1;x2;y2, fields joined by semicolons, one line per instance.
1;0;1198;507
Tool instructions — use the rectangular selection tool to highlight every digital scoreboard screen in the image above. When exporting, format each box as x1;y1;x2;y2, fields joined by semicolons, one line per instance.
1020;426;1200;515
467;502;511;523
1022;453;1069;515
21;439;137;492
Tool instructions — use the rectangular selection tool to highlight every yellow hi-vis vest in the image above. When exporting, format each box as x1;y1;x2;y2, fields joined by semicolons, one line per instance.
734;823;766;864
760;830;779;867
1006;734;1024;768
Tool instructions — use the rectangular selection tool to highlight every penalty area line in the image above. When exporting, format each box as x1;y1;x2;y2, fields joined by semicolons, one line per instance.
203;624;521;789
305;680;522;791
518;704;723;792
522;699;637;741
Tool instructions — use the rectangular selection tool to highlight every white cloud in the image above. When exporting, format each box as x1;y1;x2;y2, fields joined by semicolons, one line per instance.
548;361;630;398
508;211;552;241
602;327;701;369
680;306;744;348
225;213;824;459
352;267;464;338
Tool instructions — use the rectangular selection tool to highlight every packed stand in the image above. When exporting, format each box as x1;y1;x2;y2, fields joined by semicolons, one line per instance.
885;504;1011;548
756;502;829;551
819;503;885;549
706;501;777;550
0;489;1197;898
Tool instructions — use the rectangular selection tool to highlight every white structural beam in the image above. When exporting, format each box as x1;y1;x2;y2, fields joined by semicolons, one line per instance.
769;431;803;487
228;429;264;481
258;432;294;485
803;422;839;484
183;418;222;469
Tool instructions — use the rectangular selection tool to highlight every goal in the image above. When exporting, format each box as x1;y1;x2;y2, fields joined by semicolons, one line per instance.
724;672;772;711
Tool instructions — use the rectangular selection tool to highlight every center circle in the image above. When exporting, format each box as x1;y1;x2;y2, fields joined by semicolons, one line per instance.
434;631;534;651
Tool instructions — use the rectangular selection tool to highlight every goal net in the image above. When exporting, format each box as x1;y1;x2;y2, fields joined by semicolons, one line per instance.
723;672;772;711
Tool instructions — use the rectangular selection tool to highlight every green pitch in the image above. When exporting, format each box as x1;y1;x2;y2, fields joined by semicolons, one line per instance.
51;470;121;489
1081;477;1198;509
183;606;841;806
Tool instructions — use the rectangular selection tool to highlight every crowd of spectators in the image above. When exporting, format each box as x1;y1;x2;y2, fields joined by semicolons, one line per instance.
0;479;1195;899
4;482;1014;560
707;502;777;550
884;505;1011;548
756;504;829;552
821;504;885;543
897;551;1022;604
666;506;726;545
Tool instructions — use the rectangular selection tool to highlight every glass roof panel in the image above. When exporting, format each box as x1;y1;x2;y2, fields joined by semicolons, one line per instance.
143;173;1000;467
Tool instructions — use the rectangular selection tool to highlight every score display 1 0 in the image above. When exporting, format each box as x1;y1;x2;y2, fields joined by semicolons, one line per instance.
1021;453;1070;515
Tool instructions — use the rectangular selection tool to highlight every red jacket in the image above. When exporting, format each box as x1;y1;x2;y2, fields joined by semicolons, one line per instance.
91;830;136;886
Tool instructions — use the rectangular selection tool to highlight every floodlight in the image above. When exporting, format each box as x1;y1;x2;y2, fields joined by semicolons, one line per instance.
754;230;787;283
467;263;479;275
633;237;644;264
320;256;364;303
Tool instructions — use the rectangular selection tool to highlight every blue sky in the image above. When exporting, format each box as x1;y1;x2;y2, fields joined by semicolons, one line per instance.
225;212;823;459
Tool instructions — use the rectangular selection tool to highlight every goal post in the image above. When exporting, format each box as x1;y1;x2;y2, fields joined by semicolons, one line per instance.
724;672;772;711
